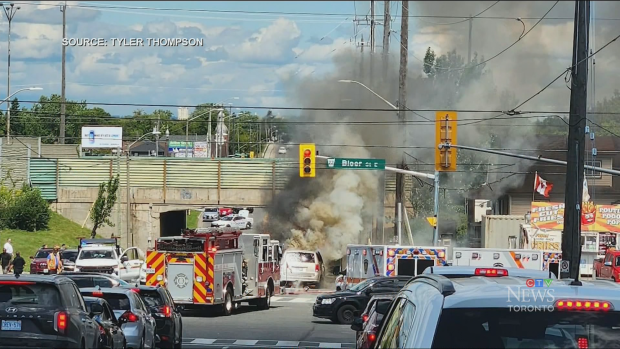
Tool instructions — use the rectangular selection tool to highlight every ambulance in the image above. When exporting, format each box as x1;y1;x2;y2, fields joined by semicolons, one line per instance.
452;247;544;270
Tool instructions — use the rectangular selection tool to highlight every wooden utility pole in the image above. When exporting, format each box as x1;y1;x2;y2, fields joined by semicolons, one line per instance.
59;2;67;144
467;15;473;63
561;0;590;282
383;1;390;76
370;1;376;53
395;0;408;238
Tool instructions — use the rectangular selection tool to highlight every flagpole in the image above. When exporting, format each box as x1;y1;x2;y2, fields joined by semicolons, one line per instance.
533;171;537;202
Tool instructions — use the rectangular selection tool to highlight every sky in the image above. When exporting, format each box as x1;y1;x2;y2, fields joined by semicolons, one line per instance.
3;1;620;118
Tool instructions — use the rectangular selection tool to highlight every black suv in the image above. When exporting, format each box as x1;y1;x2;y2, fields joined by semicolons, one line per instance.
0;274;100;348
313;276;411;324
134;285;182;348
60;272;133;288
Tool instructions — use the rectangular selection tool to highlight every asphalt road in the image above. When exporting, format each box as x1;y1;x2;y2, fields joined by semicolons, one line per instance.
181;293;355;348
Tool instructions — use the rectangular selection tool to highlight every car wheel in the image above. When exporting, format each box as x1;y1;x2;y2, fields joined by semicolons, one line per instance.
175;324;183;349
222;289;233;316
336;305;357;325
257;286;271;310
246;222;251;229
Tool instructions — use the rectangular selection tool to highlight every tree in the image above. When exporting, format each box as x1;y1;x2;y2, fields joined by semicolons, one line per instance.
90;175;120;238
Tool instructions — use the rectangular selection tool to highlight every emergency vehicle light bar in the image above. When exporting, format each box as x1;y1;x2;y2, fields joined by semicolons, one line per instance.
474;268;508;277
555;300;613;311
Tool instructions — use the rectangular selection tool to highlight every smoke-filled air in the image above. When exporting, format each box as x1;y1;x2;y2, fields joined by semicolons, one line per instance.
262;1;620;262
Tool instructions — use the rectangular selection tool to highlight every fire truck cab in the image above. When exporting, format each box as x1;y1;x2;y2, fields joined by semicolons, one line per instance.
145;228;280;315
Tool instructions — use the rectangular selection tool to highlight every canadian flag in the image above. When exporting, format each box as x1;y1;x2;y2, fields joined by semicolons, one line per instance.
534;173;553;198
583;176;590;202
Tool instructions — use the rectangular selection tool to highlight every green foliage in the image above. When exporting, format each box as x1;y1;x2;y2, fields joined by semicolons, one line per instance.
90;175;120;238
0;185;50;231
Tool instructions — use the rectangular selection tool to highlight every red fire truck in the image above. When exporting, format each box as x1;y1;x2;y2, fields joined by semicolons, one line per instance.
144;228;281;315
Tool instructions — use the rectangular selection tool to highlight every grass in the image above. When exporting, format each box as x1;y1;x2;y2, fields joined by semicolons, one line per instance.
187;210;200;229
0;211;92;271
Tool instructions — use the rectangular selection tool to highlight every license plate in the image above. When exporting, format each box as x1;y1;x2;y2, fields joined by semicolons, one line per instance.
145;268;155;274
1;320;21;331
43;269;48;273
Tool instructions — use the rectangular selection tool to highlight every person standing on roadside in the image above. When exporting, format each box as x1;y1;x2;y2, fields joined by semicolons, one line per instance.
4;239;13;257
47;245;63;274
0;249;11;274
9;252;25;276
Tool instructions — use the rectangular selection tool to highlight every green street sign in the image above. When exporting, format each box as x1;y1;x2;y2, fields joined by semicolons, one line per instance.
326;158;386;170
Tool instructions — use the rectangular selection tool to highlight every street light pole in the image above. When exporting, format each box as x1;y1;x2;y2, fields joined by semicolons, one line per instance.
3;3;19;144
186;108;222;158
3;87;42;142
338;79;441;246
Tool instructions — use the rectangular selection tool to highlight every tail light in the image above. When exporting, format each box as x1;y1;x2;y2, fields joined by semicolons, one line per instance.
0;281;35;285
367;333;377;343
91;291;103;297
475;268;508;277
315;264;320;272
55;311;68;334
120;311;139;322
362;314;369;322
98;325;106;336
160;305;172;317
130;288;140;293
577;336;588;349
555;300;613;311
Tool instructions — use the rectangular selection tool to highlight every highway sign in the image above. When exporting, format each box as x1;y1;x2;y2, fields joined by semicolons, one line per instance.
560;260;570;273
326;158;386;170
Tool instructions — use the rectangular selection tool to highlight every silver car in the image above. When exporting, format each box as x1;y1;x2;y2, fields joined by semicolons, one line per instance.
81;287;157;349
202;207;219;222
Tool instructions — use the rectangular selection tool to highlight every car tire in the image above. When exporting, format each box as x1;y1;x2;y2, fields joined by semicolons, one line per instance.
222;289;233;316
336;305;357;325
246;222;252;229
257;286;271;310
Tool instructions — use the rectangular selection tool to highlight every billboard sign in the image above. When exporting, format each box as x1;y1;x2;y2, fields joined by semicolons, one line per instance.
81;126;123;149
531;201;620;233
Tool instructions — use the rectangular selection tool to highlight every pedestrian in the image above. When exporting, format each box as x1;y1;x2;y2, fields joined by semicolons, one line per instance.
0;249;11;274
42;244;48;249
9;252;25;277
60;244;66;251
47;245;63;274
3;238;13;257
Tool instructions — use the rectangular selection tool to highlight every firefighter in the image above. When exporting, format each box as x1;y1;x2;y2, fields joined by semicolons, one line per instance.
47;245;63;274
242;258;249;295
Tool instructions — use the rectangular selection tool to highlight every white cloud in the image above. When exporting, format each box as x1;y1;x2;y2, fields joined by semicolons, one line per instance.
229;18;301;64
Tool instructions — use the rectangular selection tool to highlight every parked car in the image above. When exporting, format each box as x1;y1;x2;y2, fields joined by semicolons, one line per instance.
60;272;133;288
83;296;127;349
351;294;396;348
211;214;253;229
278;146;287;154
134;285;183;348
281;250;325;287
81;287;157;349
61;249;79;272
218;207;234;217
313;276;411;324
202;208;219;222
0;274;100;348
232;206;254;214
28;248;53;274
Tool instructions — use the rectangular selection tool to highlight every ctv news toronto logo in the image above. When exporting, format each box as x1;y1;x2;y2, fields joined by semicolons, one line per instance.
507;279;555;312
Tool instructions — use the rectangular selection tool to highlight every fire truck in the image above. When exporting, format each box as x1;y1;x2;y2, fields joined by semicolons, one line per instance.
144;228;281;315
344;244;448;286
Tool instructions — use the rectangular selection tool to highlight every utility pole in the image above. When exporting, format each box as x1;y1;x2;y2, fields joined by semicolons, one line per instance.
3;3;20;144
395;0;408;239
382;0;390;75
561;0;590;282
370;1;375;53
467;15;473;63
59;2;67;144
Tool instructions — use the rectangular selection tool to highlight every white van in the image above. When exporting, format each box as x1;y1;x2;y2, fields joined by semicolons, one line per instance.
280;249;324;286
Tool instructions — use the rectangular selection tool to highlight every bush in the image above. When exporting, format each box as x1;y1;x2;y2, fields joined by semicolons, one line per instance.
0;185;50;231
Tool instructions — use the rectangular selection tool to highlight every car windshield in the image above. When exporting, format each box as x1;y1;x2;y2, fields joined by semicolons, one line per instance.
68;276;117;288
204;208;217;213
285;252;315;263
83;292;131;311
221;216;233;221
139;290;165;308
0;283;61;307
34;250;51;258
431;308;620;348
61;251;78;261
349;279;375;292
79;249;115;259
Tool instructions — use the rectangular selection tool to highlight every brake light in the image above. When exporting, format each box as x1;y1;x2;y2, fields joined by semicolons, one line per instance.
91;291;103;297
577;337;588;349
555;300;613;311
55;311;67;334
131;288;140;293
475;268;508;277
0;281;35;285
160;305;172;317
120;311;139;322
99;325;106;336
362;314;369;322
315;264;320;272
368;333;376;342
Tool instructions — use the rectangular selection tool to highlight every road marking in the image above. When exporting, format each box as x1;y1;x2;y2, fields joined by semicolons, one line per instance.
184;339;355;348
318;343;342;348
276;341;300;347
234;340;258;346
191;339;217;344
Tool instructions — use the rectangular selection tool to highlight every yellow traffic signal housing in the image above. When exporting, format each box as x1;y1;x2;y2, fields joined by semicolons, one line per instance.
299;143;316;177
435;111;457;172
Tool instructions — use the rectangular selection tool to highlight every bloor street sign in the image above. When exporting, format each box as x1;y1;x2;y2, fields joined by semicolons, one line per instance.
326;158;386;170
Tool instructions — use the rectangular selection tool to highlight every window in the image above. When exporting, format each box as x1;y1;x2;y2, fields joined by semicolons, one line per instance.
79;249;115;260
88;293;131;311
0;283;61;307
585;160;603;179
377;298;415;349
60;283;82;309
139;290;165;308
35;250;51;258
284;252;316;263
133;293;148;312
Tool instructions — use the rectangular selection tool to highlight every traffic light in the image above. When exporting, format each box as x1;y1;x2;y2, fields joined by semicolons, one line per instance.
299;143;316;178
435;111;457;172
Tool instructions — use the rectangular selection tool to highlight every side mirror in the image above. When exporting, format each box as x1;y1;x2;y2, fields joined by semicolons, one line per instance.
350;317;364;332
605;261;612;267
120;256;129;263
90;303;104;317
